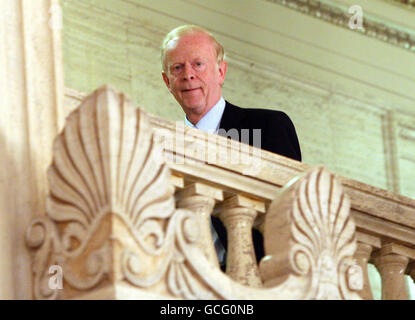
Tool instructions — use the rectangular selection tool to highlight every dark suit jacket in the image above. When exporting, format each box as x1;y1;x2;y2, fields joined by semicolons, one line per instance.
211;101;302;269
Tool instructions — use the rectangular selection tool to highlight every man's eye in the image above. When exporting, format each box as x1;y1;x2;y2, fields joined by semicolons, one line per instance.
171;65;182;73
194;61;205;70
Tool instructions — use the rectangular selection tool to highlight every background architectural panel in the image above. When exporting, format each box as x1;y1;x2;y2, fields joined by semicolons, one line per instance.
397;116;415;197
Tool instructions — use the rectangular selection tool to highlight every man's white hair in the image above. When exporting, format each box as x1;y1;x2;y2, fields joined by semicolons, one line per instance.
161;25;225;73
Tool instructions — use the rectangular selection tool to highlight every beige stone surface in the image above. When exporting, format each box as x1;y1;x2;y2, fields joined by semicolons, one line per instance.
354;243;374;300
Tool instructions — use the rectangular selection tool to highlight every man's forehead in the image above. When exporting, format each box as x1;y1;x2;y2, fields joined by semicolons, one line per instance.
166;32;214;52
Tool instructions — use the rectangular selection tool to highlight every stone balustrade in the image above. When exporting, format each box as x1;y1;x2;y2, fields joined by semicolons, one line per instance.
25;86;415;300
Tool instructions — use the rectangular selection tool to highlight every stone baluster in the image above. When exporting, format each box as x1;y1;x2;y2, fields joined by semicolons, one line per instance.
219;194;265;287
176;182;223;268
354;242;374;300
374;244;409;300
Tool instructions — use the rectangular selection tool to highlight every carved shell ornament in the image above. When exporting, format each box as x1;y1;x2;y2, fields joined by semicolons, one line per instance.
25;86;175;298
25;86;362;299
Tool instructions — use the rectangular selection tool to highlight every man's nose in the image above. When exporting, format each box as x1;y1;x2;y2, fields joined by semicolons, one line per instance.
182;63;195;80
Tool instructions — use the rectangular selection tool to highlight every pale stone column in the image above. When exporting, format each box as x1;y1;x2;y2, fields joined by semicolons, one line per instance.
219;195;263;287
0;0;64;299
176;183;223;268
374;253;409;300
354;243;374;300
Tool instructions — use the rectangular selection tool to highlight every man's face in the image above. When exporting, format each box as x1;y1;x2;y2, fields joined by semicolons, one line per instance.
162;32;227;123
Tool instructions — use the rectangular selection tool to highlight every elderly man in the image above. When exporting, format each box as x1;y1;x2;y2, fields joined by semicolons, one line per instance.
161;25;302;270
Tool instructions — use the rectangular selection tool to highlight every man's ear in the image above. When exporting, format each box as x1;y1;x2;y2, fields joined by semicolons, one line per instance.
162;72;171;91
218;60;227;85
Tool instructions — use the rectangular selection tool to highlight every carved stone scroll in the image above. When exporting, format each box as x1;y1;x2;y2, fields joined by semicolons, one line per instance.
26;86;362;300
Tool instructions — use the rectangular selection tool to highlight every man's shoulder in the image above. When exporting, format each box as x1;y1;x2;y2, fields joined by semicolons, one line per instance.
222;101;302;161
244;107;290;120
225;101;292;125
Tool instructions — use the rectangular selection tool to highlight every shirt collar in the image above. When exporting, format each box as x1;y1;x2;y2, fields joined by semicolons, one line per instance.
184;97;226;134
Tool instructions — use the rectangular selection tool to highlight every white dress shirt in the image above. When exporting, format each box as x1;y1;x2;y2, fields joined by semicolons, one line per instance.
184;96;227;267
184;96;226;134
